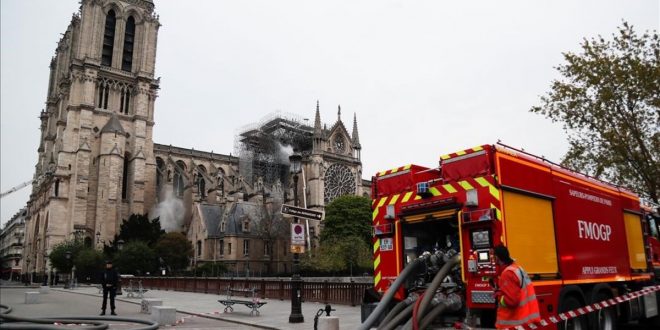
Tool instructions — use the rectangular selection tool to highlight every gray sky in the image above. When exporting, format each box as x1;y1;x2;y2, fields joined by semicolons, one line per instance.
1;0;658;225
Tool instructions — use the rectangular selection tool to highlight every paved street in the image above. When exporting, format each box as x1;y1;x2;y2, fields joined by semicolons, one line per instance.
3;283;654;329
0;286;258;329
0;284;363;329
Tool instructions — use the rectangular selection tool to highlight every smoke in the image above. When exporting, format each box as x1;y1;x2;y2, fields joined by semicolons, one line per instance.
150;190;185;232
276;142;293;164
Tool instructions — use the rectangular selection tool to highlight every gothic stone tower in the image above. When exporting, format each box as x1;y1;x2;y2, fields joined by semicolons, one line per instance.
305;102;366;247
25;0;160;276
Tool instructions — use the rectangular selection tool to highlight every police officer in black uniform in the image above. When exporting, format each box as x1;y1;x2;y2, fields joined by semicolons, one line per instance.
100;260;119;315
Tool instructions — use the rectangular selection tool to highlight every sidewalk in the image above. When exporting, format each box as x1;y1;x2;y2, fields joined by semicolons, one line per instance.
53;284;363;329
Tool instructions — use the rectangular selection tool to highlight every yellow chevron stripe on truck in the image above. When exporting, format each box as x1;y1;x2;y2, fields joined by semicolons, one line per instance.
475;176;500;201
372;197;387;220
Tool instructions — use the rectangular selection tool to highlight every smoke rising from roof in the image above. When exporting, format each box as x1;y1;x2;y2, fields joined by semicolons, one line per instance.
151;190;185;232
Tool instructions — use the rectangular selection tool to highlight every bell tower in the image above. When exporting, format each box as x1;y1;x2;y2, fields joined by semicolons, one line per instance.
27;0;161;264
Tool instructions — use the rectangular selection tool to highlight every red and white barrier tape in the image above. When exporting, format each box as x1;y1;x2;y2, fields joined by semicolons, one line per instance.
505;285;660;330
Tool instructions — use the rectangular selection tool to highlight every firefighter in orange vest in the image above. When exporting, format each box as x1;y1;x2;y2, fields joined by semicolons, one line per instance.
492;245;541;329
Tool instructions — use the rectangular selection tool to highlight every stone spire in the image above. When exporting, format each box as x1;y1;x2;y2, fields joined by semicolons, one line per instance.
337;105;341;121
352;113;361;149
314;100;322;137
101;113;127;136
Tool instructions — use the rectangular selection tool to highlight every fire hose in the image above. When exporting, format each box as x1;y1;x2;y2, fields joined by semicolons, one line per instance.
376;254;461;330
0;303;159;330
379;304;415;330
359;256;427;330
379;293;419;326
414;254;461;326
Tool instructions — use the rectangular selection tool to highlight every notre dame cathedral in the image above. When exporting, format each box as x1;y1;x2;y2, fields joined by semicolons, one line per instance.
23;0;369;277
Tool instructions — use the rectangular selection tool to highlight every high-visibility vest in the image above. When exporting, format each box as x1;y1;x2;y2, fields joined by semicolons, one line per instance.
495;263;541;329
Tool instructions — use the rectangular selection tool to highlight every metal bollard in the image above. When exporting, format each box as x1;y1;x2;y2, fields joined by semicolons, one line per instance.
314;304;338;330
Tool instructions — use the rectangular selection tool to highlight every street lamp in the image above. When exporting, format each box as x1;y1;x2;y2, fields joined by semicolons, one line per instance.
288;150;304;323
117;239;125;251
43;252;49;286
25;257;31;285
64;250;72;289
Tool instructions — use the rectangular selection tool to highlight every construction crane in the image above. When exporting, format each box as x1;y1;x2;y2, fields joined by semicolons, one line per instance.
0;180;34;199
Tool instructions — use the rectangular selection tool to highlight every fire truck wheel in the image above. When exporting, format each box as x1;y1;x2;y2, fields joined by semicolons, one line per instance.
592;292;616;330
559;296;587;330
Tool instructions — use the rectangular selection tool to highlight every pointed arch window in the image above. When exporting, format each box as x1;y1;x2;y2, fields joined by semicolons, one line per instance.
122;16;135;72
196;165;207;198
97;80;111;110
102;10;116;66
122;153;131;200
198;178;206;198
54;179;60;197
156;157;165;193
174;160;186;197
119;86;131;114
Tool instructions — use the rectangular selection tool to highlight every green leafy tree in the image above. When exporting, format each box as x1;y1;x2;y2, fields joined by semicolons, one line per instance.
154;232;193;272
74;248;104;282
114;241;157;275
303;195;373;274
49;240;85;273
320;195;372;246
118;214;165;246
302;236;372;275
531;22;659;203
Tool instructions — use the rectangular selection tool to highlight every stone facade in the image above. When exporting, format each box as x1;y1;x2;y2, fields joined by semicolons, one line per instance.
24;0;160;277
0;208;26;280
21;0;371;278
162;108;371;274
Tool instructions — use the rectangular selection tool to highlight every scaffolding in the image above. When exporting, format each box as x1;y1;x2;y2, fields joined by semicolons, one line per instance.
234;111;314;187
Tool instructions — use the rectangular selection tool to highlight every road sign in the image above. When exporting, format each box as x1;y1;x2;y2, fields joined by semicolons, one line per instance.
281;204;324;221
291;223;306;245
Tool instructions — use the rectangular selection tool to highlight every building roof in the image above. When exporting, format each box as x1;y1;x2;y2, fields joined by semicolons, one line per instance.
198;204;225;237
223;202;267;236
100;114;127;135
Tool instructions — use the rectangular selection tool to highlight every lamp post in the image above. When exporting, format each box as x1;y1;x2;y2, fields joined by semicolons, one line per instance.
43;252;49;286
64;250;72;289
25;257;31;285
288;151;304;323
117;239;124;251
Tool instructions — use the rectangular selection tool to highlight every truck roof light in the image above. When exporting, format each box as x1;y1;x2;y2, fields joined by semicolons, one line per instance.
466;189;478;207
417;182;430;196
385;205;395;220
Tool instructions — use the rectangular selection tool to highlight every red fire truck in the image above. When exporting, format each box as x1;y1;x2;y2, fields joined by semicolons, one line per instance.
361;143;660;330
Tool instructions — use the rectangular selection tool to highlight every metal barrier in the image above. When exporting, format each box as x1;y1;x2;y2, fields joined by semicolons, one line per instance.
134;276;370;306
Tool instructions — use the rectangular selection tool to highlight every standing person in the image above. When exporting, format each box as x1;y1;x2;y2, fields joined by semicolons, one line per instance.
493;245;541;329
100;260;119;316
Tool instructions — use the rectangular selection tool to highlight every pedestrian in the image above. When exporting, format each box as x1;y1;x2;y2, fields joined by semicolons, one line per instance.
100;260;119;316
492;245;541;329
